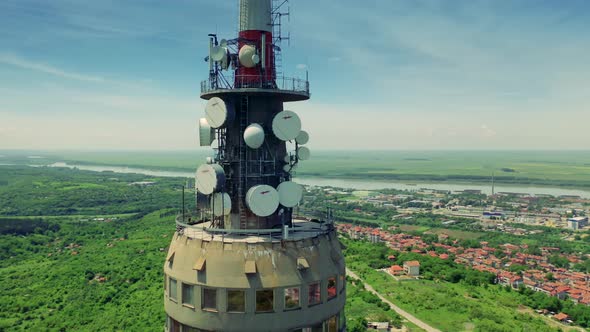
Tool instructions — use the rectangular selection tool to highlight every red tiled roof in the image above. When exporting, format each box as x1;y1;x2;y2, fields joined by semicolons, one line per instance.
404;260;420;267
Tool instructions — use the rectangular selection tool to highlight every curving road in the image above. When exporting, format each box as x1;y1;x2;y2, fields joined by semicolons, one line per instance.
346;268;441;332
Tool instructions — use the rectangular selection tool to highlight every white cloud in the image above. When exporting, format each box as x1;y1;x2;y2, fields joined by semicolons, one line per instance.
0;53;105;83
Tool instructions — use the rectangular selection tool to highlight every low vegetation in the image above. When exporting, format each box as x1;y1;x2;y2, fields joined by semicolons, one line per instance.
343;237;590;330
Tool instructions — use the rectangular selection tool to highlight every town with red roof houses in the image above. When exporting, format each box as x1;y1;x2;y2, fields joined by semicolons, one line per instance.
337;223;590;307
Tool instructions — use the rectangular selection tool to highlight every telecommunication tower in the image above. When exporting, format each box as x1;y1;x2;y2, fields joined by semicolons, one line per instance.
164;1;346;331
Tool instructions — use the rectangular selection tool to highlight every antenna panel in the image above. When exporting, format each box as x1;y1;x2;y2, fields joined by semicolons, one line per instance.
211;192;231;216
196;163;226;195
295;130;309;145
246;185;279;217
205;97;234;128
198;118;215;146
272;110;301;141
297;146;310;160
277;181;303;207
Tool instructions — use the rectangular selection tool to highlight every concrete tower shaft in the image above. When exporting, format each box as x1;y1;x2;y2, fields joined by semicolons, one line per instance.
238;0;272;32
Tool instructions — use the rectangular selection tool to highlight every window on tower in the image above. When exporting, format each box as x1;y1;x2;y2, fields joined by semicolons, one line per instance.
167;315;180;332
202;288;217;311
327;277;337;300
256;289;274;313
182;283;194;307
308;282;321;305
169;277;177;301
284;287;300;310
227;290;246;313
327;315;338;332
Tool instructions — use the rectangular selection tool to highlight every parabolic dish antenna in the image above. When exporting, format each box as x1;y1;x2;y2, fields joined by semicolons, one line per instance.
246;185;279;217
198;118;215;147
251;53;260;65
211;192;231;216
277;181;303;207
243;123;265;149
205;157;214;164
205;97;234;128
238;44;257;68
283;164;297;172
272;110;301;141
295;130;309;145
211;45;228;62
196;163;225;195
297;146;311;160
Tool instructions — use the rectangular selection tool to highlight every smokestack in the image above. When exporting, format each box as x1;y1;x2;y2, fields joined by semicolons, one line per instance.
238;0;272;32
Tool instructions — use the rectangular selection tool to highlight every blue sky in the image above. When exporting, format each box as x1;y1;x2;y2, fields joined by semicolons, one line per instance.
1;0;589;150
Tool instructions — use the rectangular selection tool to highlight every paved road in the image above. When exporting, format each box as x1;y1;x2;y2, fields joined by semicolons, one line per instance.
346;268;442;332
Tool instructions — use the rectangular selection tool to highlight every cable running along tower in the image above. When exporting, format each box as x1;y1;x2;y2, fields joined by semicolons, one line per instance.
164;1;346;331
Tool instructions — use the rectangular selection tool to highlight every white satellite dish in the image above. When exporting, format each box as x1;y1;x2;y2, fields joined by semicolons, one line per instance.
198;118;215;147
205;157;214;164
238;44;257;68
211;46;228;63
277;181;303;207
246;185;279;217
295;130;309;145
297;146;310;160
211;192;231;216
283;164;297;172
196;164;225;195
251;53;260;65
283;155;291;163
272;110;301;141
243;123;265;149
205;97;234;128
219;39;228;47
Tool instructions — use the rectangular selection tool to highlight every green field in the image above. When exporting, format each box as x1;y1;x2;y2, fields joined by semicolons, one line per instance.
3;149;589;188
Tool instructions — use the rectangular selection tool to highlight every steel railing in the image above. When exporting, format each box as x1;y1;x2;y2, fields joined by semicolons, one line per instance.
175;213;333;240
201;74;310;95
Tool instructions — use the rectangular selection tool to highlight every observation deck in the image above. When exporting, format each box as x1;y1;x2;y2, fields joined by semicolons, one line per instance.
200;74;310;102
176;214;334;243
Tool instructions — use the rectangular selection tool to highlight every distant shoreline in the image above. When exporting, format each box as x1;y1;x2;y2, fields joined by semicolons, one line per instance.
59;159;590;190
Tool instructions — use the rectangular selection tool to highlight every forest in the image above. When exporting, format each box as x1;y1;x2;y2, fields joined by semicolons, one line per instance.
0;166;397;331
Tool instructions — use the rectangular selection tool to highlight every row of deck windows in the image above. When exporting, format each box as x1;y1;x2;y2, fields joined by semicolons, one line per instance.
166;312;343;332
166;275;344;313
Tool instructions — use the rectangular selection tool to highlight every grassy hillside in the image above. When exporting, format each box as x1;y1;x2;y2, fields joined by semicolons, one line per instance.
343;238;588;331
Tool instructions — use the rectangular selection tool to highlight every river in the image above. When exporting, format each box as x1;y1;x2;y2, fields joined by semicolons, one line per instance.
40;162;590;198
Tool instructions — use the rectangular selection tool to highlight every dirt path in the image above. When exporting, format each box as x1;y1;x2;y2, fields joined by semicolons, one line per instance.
346;268;441;332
